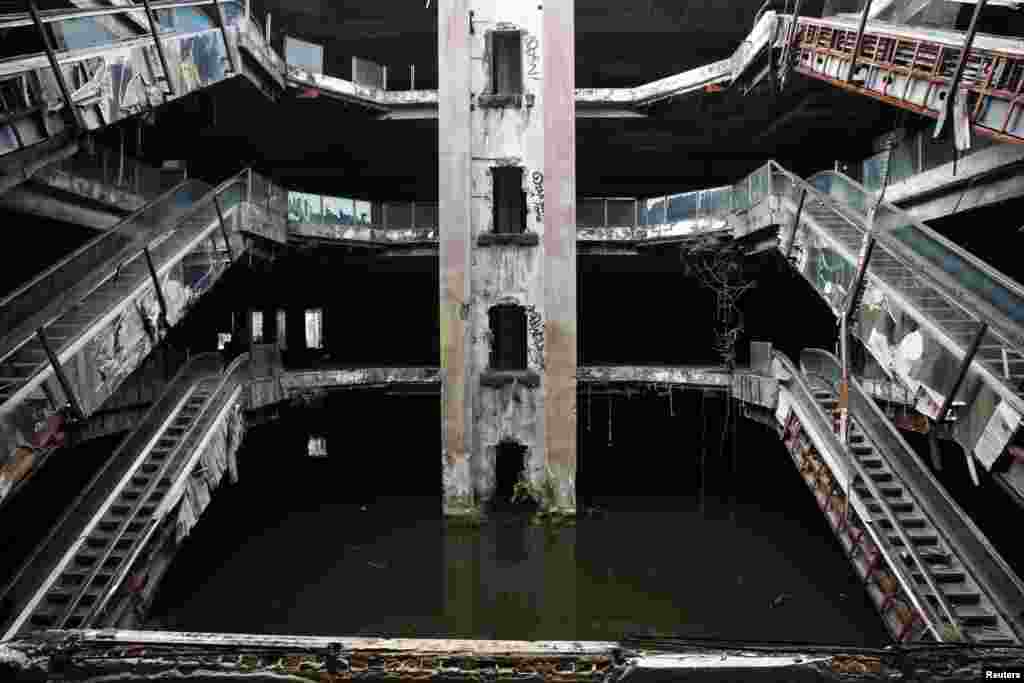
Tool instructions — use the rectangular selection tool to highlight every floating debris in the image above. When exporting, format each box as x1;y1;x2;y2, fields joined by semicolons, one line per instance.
770;593;792;609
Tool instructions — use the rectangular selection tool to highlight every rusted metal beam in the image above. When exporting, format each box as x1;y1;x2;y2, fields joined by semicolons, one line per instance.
935;0;988;140
37;326;83;419
845;0;873;84
24;0;85;132
140;0;176;96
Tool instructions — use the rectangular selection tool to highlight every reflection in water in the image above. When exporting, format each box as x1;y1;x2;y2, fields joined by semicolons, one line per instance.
149;495;887;645
146;407;887;646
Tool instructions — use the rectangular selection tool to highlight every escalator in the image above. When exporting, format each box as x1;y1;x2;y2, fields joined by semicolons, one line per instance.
0;351;248;637
0;168;272;509
770;348;1024;643
756;11;1024;145
0;0;283;170
736;160;1024;482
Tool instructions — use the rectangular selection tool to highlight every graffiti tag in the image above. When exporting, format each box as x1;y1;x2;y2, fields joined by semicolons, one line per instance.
531;171;545;224
524;304;545;370
525;36;541;79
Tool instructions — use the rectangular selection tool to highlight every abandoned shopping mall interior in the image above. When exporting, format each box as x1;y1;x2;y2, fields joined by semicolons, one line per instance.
5;0;1024;680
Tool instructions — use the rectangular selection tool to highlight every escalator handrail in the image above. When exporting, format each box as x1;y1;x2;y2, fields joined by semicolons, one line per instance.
0;352;222;633
799;349;963;633
0;177;197;311
760;160;1024;414
774;349;950;640
802;347;1024;639
809;168;1024;343
0;169;251;367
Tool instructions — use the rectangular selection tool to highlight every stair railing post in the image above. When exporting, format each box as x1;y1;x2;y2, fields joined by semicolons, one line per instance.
213;192;236;261
839;234;876;445
140;0;175;96
143;247;169;333
37;327;84;420
782;187;806;259
25;0;86;131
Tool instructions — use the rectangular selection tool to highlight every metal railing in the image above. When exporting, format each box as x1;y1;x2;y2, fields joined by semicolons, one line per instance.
0;169;253;367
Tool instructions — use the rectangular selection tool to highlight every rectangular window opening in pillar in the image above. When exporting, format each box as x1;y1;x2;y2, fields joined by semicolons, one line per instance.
493;167;526;235
489;304;528;371
491;31;523;95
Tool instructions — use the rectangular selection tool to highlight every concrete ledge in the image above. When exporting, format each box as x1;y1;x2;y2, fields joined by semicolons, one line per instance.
477;232;540;247
477;93;535;109
480;369;542;388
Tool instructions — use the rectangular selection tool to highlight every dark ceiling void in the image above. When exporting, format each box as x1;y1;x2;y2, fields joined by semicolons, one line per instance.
922;194;1024;287
0;210;98;300
133;67;903;204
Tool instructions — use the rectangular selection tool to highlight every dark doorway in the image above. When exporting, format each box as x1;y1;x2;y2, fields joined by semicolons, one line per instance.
491;31;523;95
492;440;532;511
492;166;526;235
489;304;528;370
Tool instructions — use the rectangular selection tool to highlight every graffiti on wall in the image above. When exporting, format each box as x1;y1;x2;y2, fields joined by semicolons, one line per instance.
530;171;545;224
525;35;541;80
2;23;243;160
524;304;544;370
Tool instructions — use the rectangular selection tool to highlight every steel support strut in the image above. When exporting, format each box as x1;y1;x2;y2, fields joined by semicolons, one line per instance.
783;188;806;260
779;0;804;91
839;234;875;446
935;0;988;139
213;194;235;260
143;248;169;332
211;0;239;74
845;0;873;84
37;327;83;420
938;322;988;485
140;0;176;96
25;0;85;131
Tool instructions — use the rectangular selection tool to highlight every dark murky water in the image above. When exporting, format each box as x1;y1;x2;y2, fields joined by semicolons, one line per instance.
148;407;889;646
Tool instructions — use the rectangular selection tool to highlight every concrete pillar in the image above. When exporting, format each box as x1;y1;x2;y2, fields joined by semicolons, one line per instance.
439;0;474;516
439;0;576;517
543;0;577;513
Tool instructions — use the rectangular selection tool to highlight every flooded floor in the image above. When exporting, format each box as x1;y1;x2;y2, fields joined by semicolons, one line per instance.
147;399;889;646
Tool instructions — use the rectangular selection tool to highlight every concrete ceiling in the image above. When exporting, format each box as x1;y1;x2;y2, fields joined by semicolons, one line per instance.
136;0;903;200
